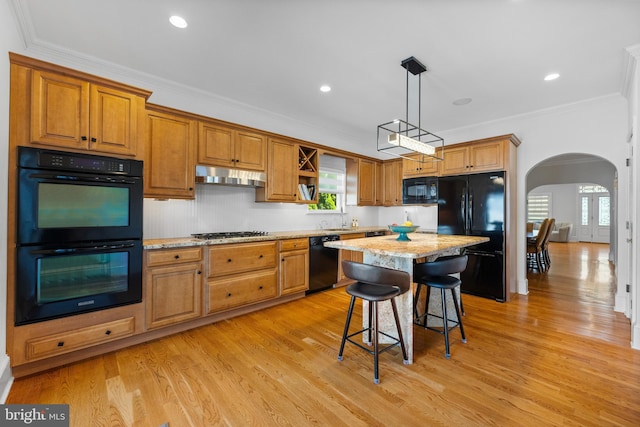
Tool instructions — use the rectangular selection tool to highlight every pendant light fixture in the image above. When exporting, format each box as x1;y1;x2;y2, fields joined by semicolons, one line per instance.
377;56;444;160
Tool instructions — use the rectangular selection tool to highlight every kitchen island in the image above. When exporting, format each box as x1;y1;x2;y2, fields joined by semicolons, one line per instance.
324;232;489;363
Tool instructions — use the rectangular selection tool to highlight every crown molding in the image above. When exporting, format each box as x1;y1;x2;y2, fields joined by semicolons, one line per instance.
8;0;34;49
622;44;640;100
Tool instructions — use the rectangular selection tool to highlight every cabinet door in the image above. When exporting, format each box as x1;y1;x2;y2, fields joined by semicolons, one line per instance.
440;146;470;175
234;130;266;171
198;122;234;167
145;110;197;199
403;152;439;177
30;70;90;150
89;85;139;157
383;160;402;206
358;159;376;206
375;161;384;206
280;249;309;295
470;140;504;172
337;233;365;283
145;263;202;329
263;138;298;202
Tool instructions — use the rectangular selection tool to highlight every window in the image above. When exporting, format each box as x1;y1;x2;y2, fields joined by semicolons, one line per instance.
578;184;608;193
308;155;346;212
527;193;551;222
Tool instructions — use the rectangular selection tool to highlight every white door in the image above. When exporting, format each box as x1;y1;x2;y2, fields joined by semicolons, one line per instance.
578;192;611;243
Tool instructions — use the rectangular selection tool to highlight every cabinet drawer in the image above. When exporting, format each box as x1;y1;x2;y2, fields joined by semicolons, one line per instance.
207;270;278;313
146;247;203;267
279;238;309;252
208;242;277;277
25;317;135;361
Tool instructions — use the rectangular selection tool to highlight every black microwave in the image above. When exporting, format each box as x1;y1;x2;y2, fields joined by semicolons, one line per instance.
402;176;438;205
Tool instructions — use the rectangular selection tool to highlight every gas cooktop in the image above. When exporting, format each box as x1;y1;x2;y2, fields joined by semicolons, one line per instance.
191;231;270;239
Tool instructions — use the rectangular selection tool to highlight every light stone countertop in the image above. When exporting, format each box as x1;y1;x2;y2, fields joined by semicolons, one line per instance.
143;226;394;250
323;233;489;259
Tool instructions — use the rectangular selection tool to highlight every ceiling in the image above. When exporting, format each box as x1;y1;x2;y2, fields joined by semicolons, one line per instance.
10;0;640;158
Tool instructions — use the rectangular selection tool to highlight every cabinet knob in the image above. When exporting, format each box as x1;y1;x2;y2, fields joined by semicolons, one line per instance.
174;255;180;259
57;341;64;347
197;271;201;275
91;137;97;142
259;285;263;290
259;254;263;258
227;258;232;263
105;330;112;336
226;292;232;297
81;136;87;141
281;258;285;262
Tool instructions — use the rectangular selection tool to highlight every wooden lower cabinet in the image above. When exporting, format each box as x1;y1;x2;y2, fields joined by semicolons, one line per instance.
145;247;203;329
9;303;144;369
337;233;366;285
26;317;135;361
279;238;309;295
206;241;279;314
207;270;278;313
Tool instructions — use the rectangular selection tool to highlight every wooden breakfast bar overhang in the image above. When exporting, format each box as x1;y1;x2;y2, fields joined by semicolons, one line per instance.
325;232;489;363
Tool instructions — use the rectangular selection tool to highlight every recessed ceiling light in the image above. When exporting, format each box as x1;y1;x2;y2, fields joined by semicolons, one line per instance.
320;85;331;93
169;15;188;29
544;73;560;81
452;98;472;106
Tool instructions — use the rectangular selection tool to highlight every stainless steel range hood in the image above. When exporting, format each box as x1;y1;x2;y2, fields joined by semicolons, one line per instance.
195;165;266;187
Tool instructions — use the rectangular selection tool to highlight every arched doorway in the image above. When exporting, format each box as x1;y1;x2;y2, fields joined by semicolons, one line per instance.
525;153;619;307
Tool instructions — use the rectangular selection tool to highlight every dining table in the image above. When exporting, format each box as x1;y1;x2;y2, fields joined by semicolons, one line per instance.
324;232;489;363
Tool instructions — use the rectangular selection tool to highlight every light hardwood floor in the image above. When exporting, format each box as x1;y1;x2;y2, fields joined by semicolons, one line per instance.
7;242;640;426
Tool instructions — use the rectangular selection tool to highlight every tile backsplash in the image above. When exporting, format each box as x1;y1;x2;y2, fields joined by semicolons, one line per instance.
143;185;437;238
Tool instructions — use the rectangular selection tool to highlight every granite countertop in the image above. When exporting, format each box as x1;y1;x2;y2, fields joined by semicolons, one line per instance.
323;233;489;259
143;226;394;249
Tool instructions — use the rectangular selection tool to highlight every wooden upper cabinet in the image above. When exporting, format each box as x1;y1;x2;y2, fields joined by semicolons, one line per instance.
402;152;440;177
144;107;197;199
358;159;377;206
256;137;298;202
440;139;505;175
30;70;142;157
346;158;381;206
383;159;403;206
375;160;384;206
198;121;266;171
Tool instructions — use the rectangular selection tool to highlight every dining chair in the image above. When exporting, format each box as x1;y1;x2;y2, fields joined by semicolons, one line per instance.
541;218;555;270
527;218;549;272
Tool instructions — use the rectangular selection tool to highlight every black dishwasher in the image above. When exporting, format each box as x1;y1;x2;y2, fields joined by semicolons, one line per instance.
307;235;340;294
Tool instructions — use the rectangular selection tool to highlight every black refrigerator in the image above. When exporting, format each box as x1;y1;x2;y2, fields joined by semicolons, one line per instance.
437;171;506;301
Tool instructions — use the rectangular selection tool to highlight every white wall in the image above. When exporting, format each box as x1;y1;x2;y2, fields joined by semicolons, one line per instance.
626;44;640;348
528;184;579;241
436;95;630;313
1;0;28;401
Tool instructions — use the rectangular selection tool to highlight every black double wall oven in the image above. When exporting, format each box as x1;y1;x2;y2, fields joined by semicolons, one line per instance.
15;147;144;325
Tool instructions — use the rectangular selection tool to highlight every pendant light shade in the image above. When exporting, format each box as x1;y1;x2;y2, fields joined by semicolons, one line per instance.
377;57;444;160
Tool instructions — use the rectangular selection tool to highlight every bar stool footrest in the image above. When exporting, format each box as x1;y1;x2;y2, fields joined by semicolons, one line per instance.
344;328;403;356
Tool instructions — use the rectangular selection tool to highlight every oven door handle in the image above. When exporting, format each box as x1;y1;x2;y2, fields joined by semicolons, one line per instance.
31;243;136;255
28;172;138;185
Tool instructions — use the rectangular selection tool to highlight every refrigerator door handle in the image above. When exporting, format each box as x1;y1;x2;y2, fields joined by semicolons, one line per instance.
468;192;473;231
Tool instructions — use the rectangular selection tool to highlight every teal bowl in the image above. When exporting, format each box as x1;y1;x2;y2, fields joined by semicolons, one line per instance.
388;225;420;241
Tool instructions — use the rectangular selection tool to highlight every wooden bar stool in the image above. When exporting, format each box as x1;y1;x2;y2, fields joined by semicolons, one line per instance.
413;255;468;359
338;261;410;384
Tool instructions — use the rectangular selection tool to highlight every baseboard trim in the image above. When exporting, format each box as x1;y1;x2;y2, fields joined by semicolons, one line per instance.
517;278;529;295
632;321;640;350
0;354;14;403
